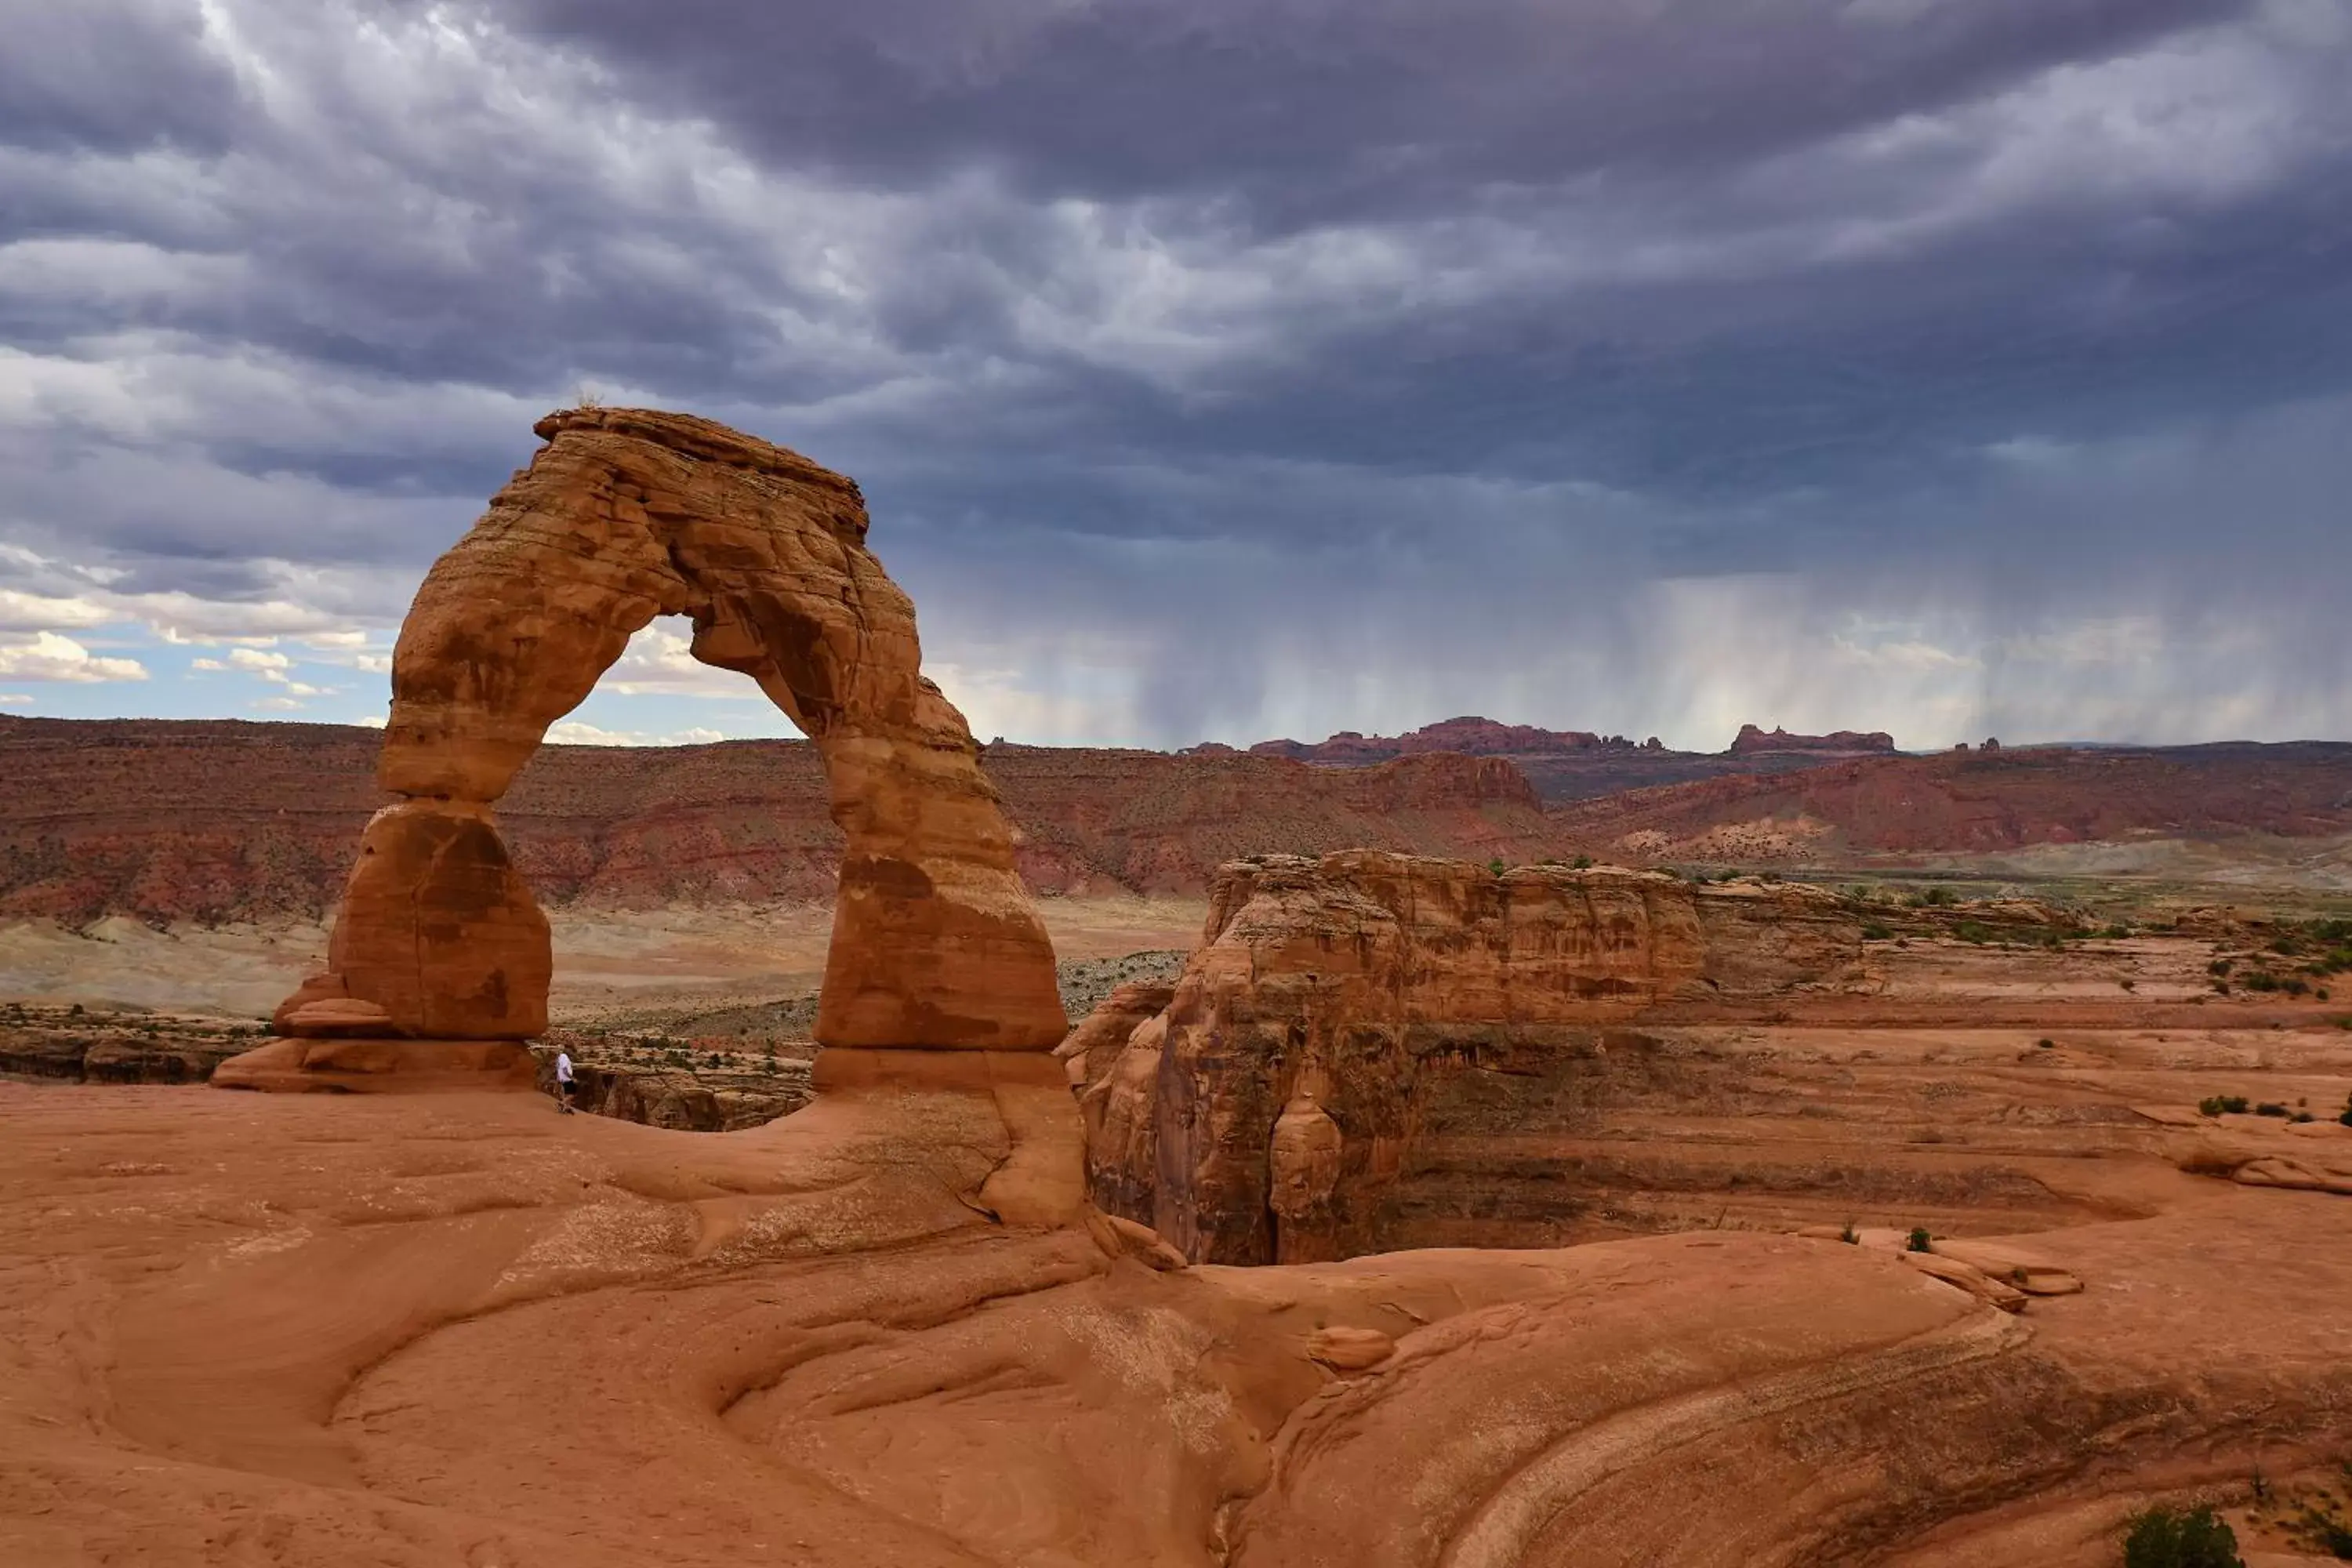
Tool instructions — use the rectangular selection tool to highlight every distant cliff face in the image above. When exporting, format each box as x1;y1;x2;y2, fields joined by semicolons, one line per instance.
0;717;1577;922
1229;716;1905;800
1069;851;1866;1265
1244;715;1628;763
1728;724;1899;757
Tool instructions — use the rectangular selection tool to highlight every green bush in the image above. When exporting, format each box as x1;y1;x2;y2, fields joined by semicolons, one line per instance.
1488;858;1506;877
1907;1226;1932;1253
2198;1096;2249;1117
1955;920;1994;944
2122;1503;2242;1568
2254;1102;2290;1118
1862;921;1893;942
1571;855;1592;869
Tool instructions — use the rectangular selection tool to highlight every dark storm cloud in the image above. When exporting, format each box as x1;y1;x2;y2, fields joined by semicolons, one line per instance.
2;0;2349;742
0;1;246;155
479;0;2247;221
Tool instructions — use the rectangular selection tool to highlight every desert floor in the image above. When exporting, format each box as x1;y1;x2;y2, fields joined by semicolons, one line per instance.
5;892;2352;1565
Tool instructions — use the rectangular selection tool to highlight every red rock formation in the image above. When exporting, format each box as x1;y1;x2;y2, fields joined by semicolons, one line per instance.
260;408;1065;1065
1552;741;2352;861
1077;851;1865;1264
1727;723;1898;756
0;720;1581;918
1249;715;1613;763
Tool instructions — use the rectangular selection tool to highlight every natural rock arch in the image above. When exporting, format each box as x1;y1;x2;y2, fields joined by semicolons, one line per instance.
272;407;1067;1053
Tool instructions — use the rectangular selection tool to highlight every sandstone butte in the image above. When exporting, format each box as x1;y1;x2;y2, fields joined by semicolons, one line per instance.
1066;851;1868;1264
227;405;1066;1090
10;412;2352;1567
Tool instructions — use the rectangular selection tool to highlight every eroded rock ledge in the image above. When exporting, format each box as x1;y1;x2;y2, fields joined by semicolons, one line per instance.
1067;851;1866;1264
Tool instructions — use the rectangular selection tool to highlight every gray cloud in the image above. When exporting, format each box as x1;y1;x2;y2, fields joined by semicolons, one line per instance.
0;0;2347;745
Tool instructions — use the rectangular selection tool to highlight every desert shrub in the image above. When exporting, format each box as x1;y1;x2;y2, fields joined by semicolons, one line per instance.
2198;1095;2250;1117
2038;1038;2056;1050
2255;1102;2291;1118
1955;920;1994;944
1924;887;1956;908
2122;1503;2242;1567
1839;1219;1858;1243
2209;959;2235;977
1907;1226;1932;1253
2119;978;2136;991
1488;858;1506;877
2101;923;2134;938
2241;971;2283;993
1572;855;1592;869
1862;921;1893;941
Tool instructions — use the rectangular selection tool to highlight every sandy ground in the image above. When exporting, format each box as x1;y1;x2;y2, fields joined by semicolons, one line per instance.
0;895;1209;1022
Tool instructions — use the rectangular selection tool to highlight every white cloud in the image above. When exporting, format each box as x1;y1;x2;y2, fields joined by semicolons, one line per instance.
227;647;292;673
0;692;34;705
0;632;149;683
251;695;304;710
356;713;387;728
600;624;769;699
0;589;112;633
546;719;730;746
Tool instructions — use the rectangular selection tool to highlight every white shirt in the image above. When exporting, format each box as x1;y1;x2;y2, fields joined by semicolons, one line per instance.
555;1051;574;1083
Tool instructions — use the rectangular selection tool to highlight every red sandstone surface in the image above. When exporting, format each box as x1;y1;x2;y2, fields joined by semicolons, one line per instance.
7;921;2350;1565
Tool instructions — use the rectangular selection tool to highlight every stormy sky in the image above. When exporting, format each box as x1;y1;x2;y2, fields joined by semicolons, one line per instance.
2;0;2349;750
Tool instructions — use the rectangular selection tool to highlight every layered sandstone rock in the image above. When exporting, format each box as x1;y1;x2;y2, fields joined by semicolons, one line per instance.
260;408;1065;1072
1728;723;1898;755
1078;851;1865;1264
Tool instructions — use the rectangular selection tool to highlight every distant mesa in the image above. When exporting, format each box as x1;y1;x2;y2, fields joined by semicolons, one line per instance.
1726;724;1898;757
1244;716;1642;765
1237;716;1898;766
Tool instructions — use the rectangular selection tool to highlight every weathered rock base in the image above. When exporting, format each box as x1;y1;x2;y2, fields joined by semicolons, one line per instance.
813;1047;1089;1226
211;1037;542;1094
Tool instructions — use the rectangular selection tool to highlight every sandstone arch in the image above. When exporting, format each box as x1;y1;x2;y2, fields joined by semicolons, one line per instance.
270;407;1066;1054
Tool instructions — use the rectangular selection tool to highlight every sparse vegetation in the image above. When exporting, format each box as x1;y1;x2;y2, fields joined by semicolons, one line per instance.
2254;1102;2290;1118
1907;1226;1932;1253
2198;1096;2250;1117
1839;1219;1858;1244
2121;1503;2242;1568
1571;855;1592;869
1862;921;1893;941
1488;858;1506;877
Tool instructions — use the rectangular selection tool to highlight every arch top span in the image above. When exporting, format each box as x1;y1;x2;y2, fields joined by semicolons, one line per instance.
273;407;1068;1054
